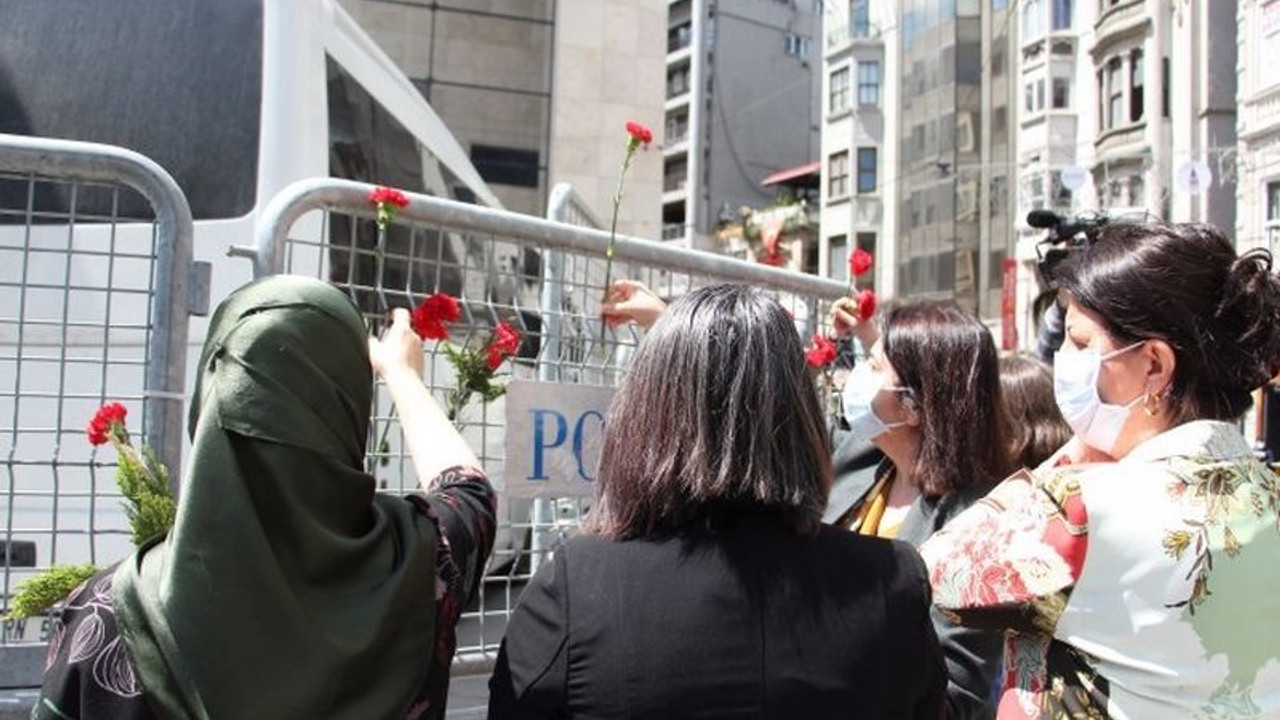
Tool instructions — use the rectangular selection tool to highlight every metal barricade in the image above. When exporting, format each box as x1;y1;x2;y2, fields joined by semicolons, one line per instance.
0;134;196;686
239;177;849;670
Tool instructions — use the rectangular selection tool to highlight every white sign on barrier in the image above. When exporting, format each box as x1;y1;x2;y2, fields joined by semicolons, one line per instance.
504;380;615;497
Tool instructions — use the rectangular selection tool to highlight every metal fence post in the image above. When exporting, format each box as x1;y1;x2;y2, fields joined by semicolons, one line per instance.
0;134;194;686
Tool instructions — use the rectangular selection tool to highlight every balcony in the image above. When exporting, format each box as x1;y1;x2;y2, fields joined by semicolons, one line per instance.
1092;0;1147;56
825;21;879;54
668;25;692;54
1094;120;1147;160
1242;85;1280;141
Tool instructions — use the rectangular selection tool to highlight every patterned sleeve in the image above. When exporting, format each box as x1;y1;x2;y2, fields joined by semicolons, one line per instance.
402;465;497;720
34;570;155;720
918;468;1089;635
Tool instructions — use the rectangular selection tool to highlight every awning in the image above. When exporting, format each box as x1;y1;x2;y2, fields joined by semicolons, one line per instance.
760;161;821;187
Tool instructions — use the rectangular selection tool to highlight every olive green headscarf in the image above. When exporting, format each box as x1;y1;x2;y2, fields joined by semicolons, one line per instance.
113;276;437;720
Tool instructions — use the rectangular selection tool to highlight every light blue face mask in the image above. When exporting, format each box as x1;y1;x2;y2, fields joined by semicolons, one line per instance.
1053;341;1145;454
841;364;910;445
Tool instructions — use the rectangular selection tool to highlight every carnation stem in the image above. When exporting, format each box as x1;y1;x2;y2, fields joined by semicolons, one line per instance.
600;146;638;348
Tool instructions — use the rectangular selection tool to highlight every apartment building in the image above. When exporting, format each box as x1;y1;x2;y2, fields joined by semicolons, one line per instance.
1239;1;1280;255
663;0;821;249
337;0;666;237
820;0;1015;318
1011;0;1236;344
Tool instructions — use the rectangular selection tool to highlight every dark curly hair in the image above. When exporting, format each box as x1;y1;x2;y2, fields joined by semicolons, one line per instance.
1058;222;1280;424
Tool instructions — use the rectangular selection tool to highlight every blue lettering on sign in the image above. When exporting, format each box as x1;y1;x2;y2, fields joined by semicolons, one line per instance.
527;408;608;483
529;409;568;480
573;410;606;482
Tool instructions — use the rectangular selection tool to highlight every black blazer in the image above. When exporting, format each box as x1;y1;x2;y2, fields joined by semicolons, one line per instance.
826;427;1002;720
488;515;945;720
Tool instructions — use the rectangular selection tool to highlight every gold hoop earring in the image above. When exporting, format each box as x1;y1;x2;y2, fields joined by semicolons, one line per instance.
1143;389;1165;417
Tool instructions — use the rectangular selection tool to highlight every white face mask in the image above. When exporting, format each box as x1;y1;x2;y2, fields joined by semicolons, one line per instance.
842;364;909;444
1053;341;1144;455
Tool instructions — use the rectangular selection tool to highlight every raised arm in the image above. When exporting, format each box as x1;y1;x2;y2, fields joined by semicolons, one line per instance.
369;307;480;487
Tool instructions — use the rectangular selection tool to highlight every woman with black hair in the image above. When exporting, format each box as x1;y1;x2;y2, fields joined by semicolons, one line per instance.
489;284;944;719
922;222;1280;719
828;297;1011;720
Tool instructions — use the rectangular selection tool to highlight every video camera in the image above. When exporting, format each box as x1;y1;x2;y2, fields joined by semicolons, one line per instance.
1026;208;1111;287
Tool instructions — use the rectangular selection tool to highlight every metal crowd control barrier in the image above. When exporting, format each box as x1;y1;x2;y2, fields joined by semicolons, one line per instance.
0;134;196;686
236;177;849;670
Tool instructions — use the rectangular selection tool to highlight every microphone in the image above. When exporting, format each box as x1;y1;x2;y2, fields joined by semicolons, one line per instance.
1026;209;1062;230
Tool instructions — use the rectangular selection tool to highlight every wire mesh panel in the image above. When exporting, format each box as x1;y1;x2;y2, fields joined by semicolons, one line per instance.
0;135;192;685
252;179;848;669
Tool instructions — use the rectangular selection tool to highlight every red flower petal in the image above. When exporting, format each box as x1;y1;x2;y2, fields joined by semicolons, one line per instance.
855;289;877;322
368;186;410;208
848;247;874;277
86;402;127;446
410;293;461;341
625;120;653;145
804;334;837;368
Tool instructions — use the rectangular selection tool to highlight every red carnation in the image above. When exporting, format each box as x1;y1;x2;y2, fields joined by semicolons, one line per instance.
368;186;409;208
805;334;837;369
410;293;461;341
86;402;127;446
625;121;653;146
855;289;877;322
485;322;522;371
848;247;873;278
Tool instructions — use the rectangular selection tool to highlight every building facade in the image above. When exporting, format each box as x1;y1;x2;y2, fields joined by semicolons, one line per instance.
1011;0;1237;345
1238;0;1280;256
820;0;1015;321
337;0;665;237
664;0;821;249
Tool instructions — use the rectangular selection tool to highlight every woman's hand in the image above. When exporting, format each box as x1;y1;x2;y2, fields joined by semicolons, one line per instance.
369;307;479;485
601;279;667;330
830;296;879;350
369;308;423;380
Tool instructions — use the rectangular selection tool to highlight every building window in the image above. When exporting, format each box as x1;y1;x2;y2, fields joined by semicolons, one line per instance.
857;147;878;193
784;34;811;59
470;144;540;188
829;151;849;198
829;235;848;282
1106;56;1123;130
1260;1;1280;91
1052;0;1072;30
830;66;850;113
1130;49;1145;122
858;61;881;106
667;66;690;98
992;45;1006;77
1128;175;1145;207
852;0;871;38
1022;0;1045;41
1162;56;1171;118
1051;77;1070;109
856;232;878;290
1024;77;1046;114
1266;181;1280;253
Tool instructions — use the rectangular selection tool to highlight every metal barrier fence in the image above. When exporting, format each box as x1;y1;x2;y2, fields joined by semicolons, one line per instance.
0;134;197;686
242;177;850;670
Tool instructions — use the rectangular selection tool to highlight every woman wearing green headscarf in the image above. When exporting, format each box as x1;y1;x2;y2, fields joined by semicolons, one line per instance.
34;276;496;720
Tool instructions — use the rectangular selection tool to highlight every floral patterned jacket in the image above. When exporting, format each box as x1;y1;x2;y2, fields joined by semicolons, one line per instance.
919;420;1280;720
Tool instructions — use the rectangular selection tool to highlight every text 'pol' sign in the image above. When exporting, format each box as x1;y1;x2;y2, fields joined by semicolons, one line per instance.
504;380;615;497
